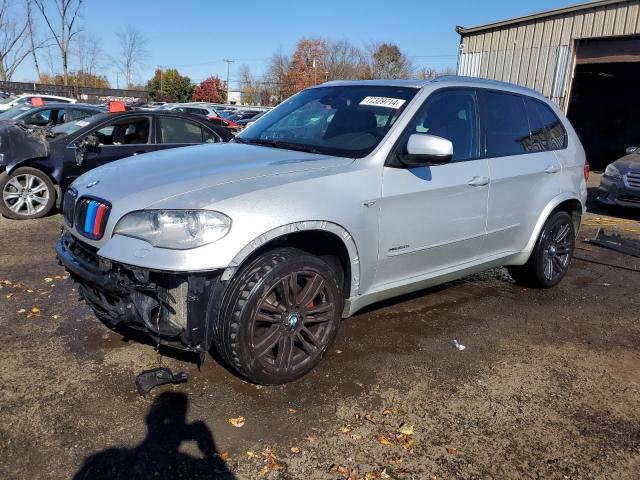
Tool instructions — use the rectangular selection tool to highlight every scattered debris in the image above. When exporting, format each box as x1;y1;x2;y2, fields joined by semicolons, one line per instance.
30;307;41;315
228;416;246;428
585;229;640;258
134;367;188;396
398;423;414;435
377;435;393;446
17;309;26;314
220;451;230;461
453;339;466;351
287;407;297;414
44;278;53;283
246;450;256;459
290;446;301;454
446;447;460;456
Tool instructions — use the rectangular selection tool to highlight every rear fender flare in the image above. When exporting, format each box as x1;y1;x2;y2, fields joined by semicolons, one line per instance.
510;192;584;265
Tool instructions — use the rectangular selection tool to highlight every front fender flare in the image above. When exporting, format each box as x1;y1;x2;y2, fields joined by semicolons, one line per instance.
221;220;361;295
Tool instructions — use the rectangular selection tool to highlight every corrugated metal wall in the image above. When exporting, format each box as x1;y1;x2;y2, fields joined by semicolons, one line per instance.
458;0;640;108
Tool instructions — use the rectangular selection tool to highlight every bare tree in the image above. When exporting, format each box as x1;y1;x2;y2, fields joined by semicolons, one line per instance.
0;0;30;81
26;0;42;79
33;0;83;86
73;33;104;77
265;48;290;103
326;40;370;81
116;26;149;88
237;63;257;105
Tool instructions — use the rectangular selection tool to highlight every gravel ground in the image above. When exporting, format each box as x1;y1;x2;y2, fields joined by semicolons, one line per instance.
0;175;639;479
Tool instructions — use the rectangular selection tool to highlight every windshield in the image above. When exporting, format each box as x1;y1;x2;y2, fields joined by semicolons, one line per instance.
236;85;418;158
47;113;103;139
0;106;31;119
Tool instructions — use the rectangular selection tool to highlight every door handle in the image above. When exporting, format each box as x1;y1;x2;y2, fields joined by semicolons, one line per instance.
468;176;490;187
544;165;560;174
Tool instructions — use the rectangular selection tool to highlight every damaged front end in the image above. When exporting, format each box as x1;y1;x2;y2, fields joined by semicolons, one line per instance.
0;121;49;171
55;232;226;353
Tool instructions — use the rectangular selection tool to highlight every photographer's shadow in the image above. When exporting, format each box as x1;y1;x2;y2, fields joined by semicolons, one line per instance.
74;392;234;480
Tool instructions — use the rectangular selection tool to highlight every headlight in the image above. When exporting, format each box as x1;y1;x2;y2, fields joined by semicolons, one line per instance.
114;210;231;249
604;164;622;179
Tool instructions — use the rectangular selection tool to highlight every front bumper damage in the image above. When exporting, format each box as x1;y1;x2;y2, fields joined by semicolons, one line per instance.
55;232;226;353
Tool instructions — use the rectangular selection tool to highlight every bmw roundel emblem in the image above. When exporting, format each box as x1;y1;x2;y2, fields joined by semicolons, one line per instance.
86;180;100;188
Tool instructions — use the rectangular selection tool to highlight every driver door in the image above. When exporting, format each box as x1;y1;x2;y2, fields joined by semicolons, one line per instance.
64;116;155;185
372;88;490;290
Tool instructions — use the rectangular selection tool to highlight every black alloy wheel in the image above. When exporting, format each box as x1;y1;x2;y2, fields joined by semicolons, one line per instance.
508;210;575;288
216;248;343;384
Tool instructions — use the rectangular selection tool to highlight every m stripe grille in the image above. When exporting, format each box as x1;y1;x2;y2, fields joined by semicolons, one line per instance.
76;198;110;240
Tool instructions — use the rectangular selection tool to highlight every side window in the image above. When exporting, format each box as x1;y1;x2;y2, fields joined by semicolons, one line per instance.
65;108;96;122
94;117;150;145
22;109;53;126
532;100;568;150
401;89;479;162
483;91;530;157
524;98;549;152
203;129;219;144
159;116;207;143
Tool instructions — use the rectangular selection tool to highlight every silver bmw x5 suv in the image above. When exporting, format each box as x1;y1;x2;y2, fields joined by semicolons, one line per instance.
56;77;588;384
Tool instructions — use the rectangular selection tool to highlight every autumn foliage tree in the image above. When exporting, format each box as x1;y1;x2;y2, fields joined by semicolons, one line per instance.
192;75;226;103
282;38;328;99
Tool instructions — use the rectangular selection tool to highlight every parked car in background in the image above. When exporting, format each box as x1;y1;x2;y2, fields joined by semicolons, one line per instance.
0;110;227;219
168;104;220;118
0;103;102;127
236;110;267;128
0;94;76;111
597;146;640;208
226;110;263;123
206;115;241;134
55;78;587;385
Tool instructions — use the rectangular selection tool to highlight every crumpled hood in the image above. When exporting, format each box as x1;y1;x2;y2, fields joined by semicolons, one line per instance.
0;121;49;168
612;153;640;172
73;143;354;210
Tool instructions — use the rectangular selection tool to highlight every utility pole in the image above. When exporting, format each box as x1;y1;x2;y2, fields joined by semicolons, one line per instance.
223;59;234;104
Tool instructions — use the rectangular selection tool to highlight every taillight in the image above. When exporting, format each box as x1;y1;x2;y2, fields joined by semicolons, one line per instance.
584;162;590;181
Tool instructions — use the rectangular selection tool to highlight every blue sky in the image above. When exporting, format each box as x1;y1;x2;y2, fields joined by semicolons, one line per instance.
15;0;576;88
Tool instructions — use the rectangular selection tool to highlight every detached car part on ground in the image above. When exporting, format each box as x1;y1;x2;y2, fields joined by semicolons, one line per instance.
597;146;640;208
56;78;588;385
0;110;228;219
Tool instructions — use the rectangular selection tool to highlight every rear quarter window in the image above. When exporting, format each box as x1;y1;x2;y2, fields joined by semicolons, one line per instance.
531;99;568;150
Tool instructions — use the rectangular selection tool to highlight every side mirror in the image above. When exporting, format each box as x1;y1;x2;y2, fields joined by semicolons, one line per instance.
401;134;453;167
84;134;100;149
625;146;638;155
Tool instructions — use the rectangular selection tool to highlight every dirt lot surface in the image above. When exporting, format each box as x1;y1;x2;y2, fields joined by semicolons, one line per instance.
1;174;639;479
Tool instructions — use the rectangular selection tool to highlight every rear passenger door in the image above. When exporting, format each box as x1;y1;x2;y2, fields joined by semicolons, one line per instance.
154;115;220;152
480;90;563;256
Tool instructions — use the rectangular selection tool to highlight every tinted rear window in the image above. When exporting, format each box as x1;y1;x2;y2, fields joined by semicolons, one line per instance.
483;91;530;157
532;99;567;149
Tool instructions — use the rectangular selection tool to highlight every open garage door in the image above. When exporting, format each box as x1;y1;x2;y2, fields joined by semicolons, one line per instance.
567;36;640;171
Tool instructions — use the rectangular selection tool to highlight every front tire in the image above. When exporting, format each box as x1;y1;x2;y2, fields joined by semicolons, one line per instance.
217;248;343;385
0;167;56;219
508;210;575;288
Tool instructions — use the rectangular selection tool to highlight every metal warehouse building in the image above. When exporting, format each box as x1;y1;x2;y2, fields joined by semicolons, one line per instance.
456;0;640;168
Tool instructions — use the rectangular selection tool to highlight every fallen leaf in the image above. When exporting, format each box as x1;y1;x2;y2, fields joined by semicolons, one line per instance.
363;413;377;424
246;450;256;459
377;435;392;446
387;456;403;465
329;464;349;474
446;447;459;456
340;425;353;434
5;293;13;299
402;437;414;450
220;451;230;461
304;435;317;444
44;278;53;283
398;423;414;435
30;307;41;315
290;446;301;454
17;309;26;314
287;407;297;414
228;416;245;428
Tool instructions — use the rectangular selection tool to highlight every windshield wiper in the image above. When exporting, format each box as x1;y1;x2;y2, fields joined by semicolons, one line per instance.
234;137;321;154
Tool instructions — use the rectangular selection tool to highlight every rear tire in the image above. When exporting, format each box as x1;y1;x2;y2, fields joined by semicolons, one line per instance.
508;210;575;288
0;167;56;219
216;248;343;385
